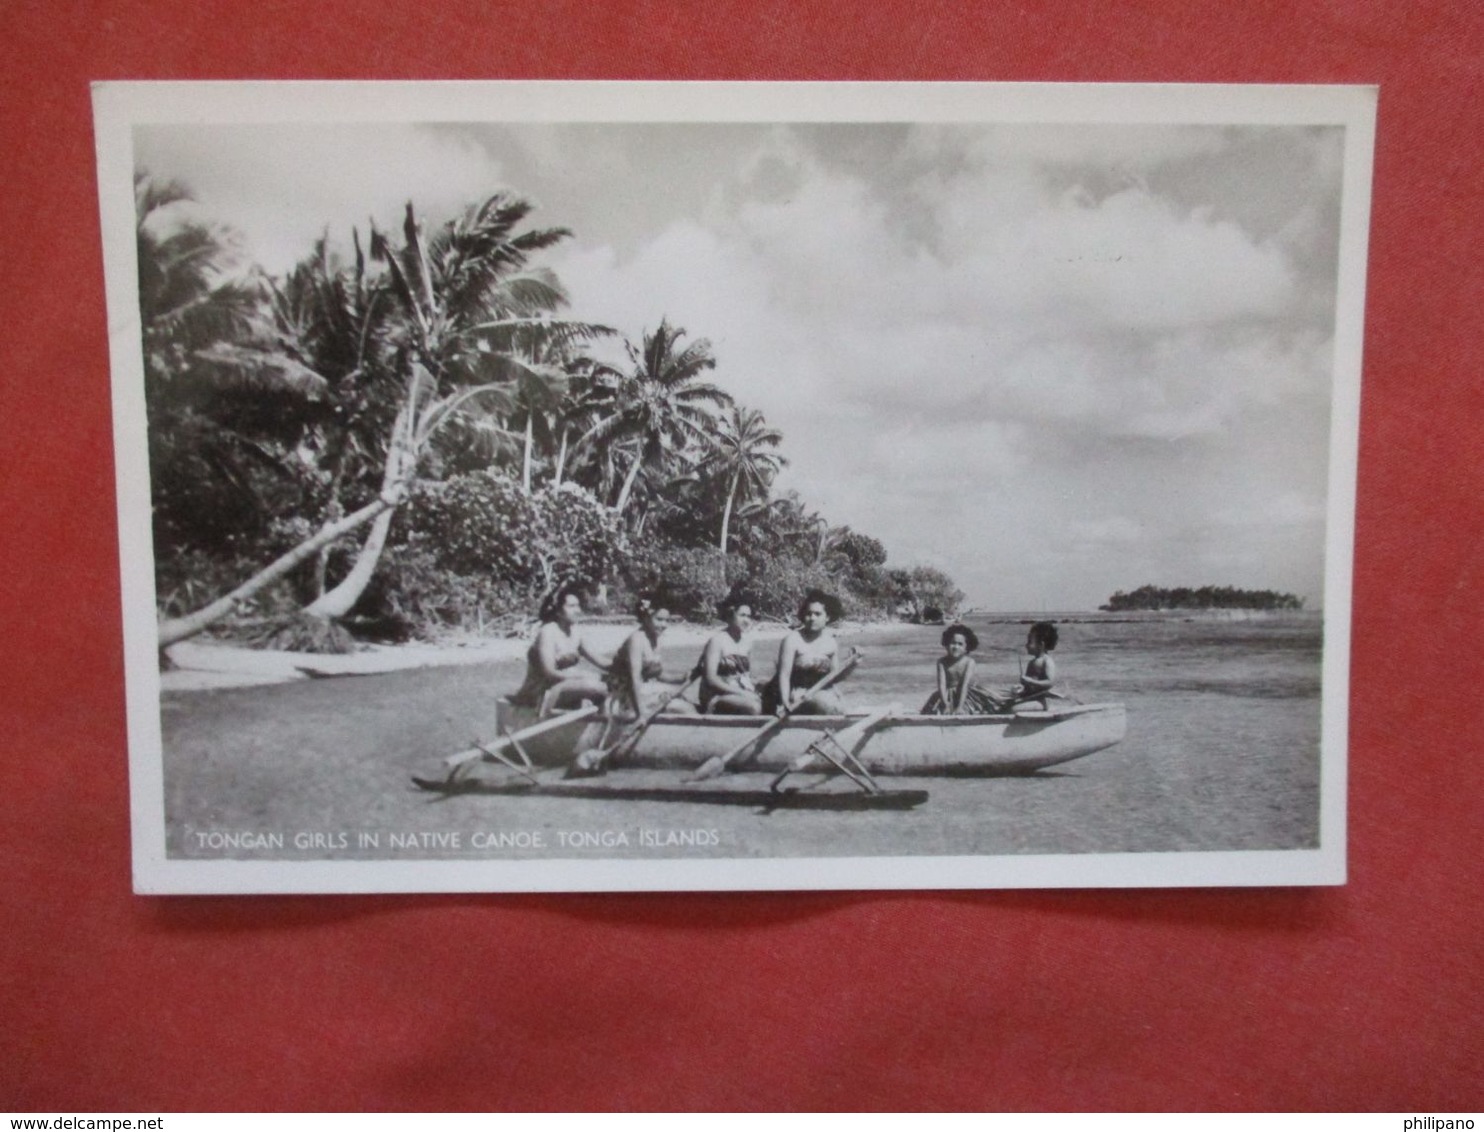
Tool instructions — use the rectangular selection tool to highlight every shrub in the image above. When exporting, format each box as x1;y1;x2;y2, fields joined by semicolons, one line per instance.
407;471;540;580
364;543;538;639
902;565;965;619
737;554;838;622
530;481;622;590
406;470;621;591
353;473;625;639
614;542;730;620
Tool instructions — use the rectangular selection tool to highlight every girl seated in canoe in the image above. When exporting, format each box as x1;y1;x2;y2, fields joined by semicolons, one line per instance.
1011;620;1059;706
982;621;1060;711
921;623;998;715
605;594;699;721
509;584;610;717
698;593;763;715
762;588;848;716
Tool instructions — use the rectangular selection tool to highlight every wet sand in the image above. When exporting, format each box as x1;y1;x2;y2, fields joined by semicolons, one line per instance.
158;614;1323;862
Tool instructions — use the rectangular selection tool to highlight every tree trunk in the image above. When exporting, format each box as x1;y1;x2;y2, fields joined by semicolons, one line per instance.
303;505;395;619
157;495;395;648
719;468;740;553
521;415;534;494
313;479;345;599
553;427;569;487
158;402;416;649
613;454;643;514
305;400;418;620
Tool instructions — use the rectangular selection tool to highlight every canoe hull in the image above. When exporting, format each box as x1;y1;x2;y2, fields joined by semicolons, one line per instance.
493;702;1127;776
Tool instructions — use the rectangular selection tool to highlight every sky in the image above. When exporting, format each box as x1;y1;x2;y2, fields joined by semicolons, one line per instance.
135;117;1346;611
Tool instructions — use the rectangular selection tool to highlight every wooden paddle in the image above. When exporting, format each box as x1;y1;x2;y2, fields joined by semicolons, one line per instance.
687;650;862;782
440;702;601;776
566;675;702;777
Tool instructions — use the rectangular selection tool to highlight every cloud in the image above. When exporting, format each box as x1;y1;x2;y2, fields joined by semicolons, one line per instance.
1066;516;1146;546
134;119;1339;608
1213;490;1327;529
135;124;511;273
931;186;1297;335
936;123;1235;172
545;122;1336;606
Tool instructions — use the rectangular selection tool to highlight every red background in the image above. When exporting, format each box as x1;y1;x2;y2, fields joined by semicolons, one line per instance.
2;0;1481;1112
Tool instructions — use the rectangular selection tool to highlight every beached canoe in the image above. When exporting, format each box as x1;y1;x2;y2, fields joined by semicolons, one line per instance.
485;700;1127;776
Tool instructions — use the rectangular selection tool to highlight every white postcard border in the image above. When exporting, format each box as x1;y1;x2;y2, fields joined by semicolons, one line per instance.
94;81;1373;895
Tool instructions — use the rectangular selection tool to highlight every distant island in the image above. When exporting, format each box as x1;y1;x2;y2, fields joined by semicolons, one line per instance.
1100;586;1305;612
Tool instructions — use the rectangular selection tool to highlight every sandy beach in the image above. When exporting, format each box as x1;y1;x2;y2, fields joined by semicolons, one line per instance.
153;613;1322;862
159;620;918;692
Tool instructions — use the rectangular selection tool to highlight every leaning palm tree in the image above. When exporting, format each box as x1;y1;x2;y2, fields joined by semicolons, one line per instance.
299;194;609;625
579;319;733;517
156;194;609;650
705;405;785;553
197;232;400;606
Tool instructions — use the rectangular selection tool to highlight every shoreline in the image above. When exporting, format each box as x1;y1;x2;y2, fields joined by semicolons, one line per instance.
159;619;924;694
156;610;1313;693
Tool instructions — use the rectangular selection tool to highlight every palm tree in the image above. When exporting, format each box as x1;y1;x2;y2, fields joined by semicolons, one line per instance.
706;406;785;553
546;357;606;489
508;339;592;494
579;319;733;517
739;489;826;564
554;359;625;494
157;193;607;649
299;194;607;623
252;233;398;599
136;174;264;393
174;227;413;631
137;175;332;568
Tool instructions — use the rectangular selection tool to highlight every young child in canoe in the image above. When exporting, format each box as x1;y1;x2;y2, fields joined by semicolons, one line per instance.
989;620;1060;710
921;624;998;714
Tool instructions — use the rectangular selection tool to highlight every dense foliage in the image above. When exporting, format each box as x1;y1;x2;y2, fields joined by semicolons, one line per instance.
406;474;619;589
1100;585;1305;612
139;174;965;644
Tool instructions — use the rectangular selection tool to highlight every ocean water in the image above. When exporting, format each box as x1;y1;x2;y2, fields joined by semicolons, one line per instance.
162;611;1325;861
837;612;1323;855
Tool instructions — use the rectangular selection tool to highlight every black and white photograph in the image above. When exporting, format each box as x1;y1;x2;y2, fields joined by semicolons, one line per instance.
94;82;1373;893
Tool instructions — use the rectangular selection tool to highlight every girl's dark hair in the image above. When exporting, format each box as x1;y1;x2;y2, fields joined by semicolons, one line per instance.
797;588;844;624
941;623;979;652
717;589;757;622
1029;621;1059;650
537;583;585;624
634;589;678;622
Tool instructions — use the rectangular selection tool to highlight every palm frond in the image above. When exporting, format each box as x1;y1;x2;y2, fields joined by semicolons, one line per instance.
193;343;332;400
672;379;735;411
498;271;570;315
145;278;263;353
664;339;718;383
464;316;617;358
135;173;194;220
369;223;422;330
401;202;437;320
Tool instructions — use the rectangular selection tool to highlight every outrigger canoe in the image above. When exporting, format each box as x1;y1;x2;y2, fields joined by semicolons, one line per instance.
474;699;1127;777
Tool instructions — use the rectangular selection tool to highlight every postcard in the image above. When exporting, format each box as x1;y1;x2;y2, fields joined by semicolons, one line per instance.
93;81;1373;893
